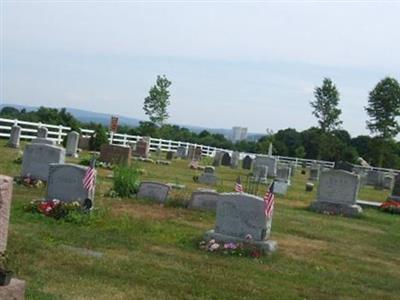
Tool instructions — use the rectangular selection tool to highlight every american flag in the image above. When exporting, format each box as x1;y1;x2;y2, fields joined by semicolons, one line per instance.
83;159;96;192
264;181;275;218
234;176;243;193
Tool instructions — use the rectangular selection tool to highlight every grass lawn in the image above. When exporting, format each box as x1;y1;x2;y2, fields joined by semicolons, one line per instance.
1;140;399;300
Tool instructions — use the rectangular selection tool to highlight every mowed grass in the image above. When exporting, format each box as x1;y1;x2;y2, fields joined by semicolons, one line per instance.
1;140;400;300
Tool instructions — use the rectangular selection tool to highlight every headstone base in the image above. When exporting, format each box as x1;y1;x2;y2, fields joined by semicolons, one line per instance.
387;195;400;202
204;230;278;253
0;278;26;300
309;201;363;217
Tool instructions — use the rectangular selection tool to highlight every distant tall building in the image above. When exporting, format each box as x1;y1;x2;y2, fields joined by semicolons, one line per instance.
231;126;248;143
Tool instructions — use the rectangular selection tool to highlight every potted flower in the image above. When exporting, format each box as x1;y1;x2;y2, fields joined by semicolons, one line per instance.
0;253;13;286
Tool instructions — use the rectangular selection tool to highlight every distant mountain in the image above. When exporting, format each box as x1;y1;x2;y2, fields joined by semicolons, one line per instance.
0;103;264;140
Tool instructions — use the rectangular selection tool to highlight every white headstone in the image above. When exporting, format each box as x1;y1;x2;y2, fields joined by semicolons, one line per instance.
66;131;79;157
8;125;21;148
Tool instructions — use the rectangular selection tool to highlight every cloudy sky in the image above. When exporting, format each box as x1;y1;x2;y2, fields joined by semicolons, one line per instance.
2;1;400;136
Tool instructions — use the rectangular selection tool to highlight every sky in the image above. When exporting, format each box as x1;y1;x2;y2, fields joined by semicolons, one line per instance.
1;0;400;136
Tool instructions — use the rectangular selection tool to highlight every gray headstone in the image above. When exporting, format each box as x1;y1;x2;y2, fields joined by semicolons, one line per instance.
187;146;196;160
198;172;218;186
176;146;187;159
212;151;223;167
66;131;79;157
254;156;277;177
8;125;21;148
137;181;170;203
0;175;13;254
253;165;268;182
221;153;231;166
21;144;65;181
273;181;288;195
242;155;253;170
189;189;219;211
388;173;400;201
31;138;56;145
166;151;175;160
309;165;320;181
383;175;394;190
310;170;362;217
276;165;291;184
204;193;277;252
37;127;48;138
47;164;96;204
231;151;240;169
204;166;215;174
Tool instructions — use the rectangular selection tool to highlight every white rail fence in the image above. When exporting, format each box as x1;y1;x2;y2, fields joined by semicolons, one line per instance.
0;116;359;169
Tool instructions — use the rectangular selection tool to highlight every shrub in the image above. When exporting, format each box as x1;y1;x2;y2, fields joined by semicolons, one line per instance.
89;125;109;151
113;165;140;197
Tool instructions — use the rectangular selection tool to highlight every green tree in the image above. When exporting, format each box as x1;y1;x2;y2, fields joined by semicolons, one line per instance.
143;75;172;127
310;78;342;132
365;77;400;139
89;125;109;151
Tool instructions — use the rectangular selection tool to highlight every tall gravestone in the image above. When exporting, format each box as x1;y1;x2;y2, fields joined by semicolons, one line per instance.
137;182;170;203
310;170;362;217
8;125;21;148
231;152;240;169
21;144;66;181
37;127;48;138
66;131;79;157
78;136;90;150
221;153;231;166
204;193;277;252
0;175;26;299
388;173;400;202
194;147;202;161
187;146;196;161
242;155;253;170
254;156;277;177
100;144;131;165
213;151;223;167
47;164;96;204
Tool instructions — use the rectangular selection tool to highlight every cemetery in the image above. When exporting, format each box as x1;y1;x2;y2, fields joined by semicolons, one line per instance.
0;136;399;299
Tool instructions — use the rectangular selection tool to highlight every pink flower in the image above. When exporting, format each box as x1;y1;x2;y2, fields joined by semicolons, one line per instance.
224;242;237;250
208;243;220;251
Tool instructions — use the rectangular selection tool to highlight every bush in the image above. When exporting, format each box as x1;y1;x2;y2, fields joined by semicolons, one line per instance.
113;165;140;197
89;125;109;151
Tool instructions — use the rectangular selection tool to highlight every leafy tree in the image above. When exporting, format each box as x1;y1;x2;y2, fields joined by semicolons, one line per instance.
89;125;109;151
143;75;172;127
310;78;342;132
365;77;400;139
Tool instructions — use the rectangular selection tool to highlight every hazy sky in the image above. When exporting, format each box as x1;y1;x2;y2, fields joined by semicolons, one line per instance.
2;1;400;136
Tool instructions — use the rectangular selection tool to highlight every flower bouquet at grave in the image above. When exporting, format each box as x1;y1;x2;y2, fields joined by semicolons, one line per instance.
14;175;44;188
199;234;263;258
25;199;83;220
379;200;400;214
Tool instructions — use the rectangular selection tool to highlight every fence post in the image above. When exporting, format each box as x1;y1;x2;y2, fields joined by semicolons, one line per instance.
58;125;63;144
123;134;127;145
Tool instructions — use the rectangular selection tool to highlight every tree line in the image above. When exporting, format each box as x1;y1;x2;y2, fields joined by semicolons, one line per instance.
1;76;400;168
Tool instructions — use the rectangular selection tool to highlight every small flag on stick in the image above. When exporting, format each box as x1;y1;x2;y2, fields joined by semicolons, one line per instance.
83;157;96;192
235;176;243;193
264;181;275;218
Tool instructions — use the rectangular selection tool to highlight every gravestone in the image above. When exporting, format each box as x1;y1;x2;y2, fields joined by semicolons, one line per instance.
204;193;277;252
388;173;400;202
47;164;96;204
137;181;170;203
383;175;394;190
273;180;288;195
305;182;314;192
134;138;150;158
231;152;240;169
78;136;90;150
253;165;268;182
198;167;218;185
176;146;187;159
188;189;219;211
37;126;48;138
290;164;296;177
0;175;26;299
21;144;66;181
221;152;231;166
254;156;277;177
99;144;131;165
187;146;196;160
309;165;320;181
166;151;175;160
310;170;362;217
242;155;253;170
194;147;202;161
367;170;382;187
66;131;79;157
8;125;21;148
31;138;56;145
212;151;223;167
276;165;291;184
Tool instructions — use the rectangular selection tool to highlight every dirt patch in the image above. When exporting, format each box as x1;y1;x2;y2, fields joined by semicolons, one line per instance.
278;234;328;260
110;202;185;221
